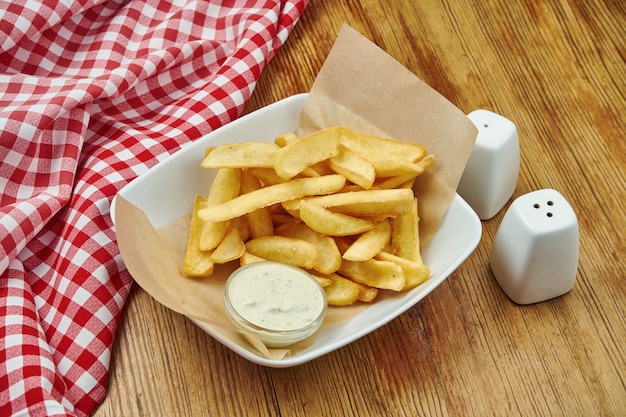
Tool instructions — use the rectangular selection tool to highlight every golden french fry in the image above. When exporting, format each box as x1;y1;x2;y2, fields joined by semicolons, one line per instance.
334;238;404;291
280;199;302;219
375;251;430;289
276;222;342;274
269;204;295;225
354;281;379;302
247;167;287;186
308;274;333;288
241;170;274;238
204;146;216;157
297;166;323;177
207;168;241;205
322;273;361;306
300;200;375;236
375;174;419;189
198;220;230;252
392;197;423;263
182;196;214;277
198;175;346;222
307;159;335;176
271;214;297;227
245;236;318;270
361;214;395;223
239;251;266;266
371;159;426;178
416;154;435;171
305;188;414;216
233;215;250;242
338;128;430;177
339;127;427;163
199;168;241;251
342;219;391;261
311;274;333;288
338;258;405;291
210;224;245;264
200;141;278;169
274;126;341;179
274;131;299;147
397;179;417;189
338;184;370;193
328;144;376;189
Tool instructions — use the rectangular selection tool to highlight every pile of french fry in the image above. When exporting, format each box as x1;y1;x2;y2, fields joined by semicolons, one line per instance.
183;126;434;306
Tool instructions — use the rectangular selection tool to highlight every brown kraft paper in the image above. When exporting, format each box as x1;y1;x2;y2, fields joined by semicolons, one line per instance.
114;25;478;361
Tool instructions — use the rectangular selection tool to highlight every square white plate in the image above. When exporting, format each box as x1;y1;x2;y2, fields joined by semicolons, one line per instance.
112;93;482;367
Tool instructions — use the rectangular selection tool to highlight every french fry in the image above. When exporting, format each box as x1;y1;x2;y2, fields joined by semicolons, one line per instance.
338;257;405;291
339;127;427;163
280;199;302;219
338;128;432;178
274;132;299;147
245;236;318;270
333;235;402;291
322;273;362;306
247;167;287;186
342;219;391;261
241;170;274;239
307;272;333;288
415;154;436;172
182;196;214;277
240;251;266;265
397;178;417;189
299;271;333;288
298;166;323;178
276;222;342;274
201;141;279;168
305;188;414;216
204;146;216;157
354;281;379;302
210;224;245;264
300;200;376;236
375;174;419;189
368;158;426;178
328;144;376;189
198;219;231;252
375;251;430;289
198;175;346;222
271;214;298;226
307;159;335;177
391;197;423;263
199;168;241;251
274;126;341;179
234;215;250;242
206;168;241;205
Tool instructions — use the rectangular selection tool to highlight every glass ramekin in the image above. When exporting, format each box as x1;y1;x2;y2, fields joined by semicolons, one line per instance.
223;261;327;348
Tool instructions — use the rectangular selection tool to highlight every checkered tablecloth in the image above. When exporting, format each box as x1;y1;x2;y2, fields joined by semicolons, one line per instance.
0;1;308;415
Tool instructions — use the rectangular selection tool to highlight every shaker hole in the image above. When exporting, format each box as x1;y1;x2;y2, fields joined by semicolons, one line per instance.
547;212;553;217
533;203;540;209
547;200;554;206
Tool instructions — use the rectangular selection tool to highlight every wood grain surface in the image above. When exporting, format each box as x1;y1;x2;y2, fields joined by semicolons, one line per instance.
93;0;625;415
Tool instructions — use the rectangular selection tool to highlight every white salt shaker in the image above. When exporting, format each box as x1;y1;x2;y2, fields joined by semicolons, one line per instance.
490;189;579;305
457;109;520;220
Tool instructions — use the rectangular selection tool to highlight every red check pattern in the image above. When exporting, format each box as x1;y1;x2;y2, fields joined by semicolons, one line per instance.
0;1;308;415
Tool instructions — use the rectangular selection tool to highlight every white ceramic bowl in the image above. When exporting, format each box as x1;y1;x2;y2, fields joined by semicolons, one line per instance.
112;93;482;367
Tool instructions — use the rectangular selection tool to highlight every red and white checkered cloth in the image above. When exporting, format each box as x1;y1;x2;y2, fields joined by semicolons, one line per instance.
0;1;308;415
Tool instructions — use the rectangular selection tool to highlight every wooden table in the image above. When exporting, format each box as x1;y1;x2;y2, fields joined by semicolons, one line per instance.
93;0;626;415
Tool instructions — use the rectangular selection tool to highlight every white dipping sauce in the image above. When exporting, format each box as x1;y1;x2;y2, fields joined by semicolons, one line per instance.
226;262;326;332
